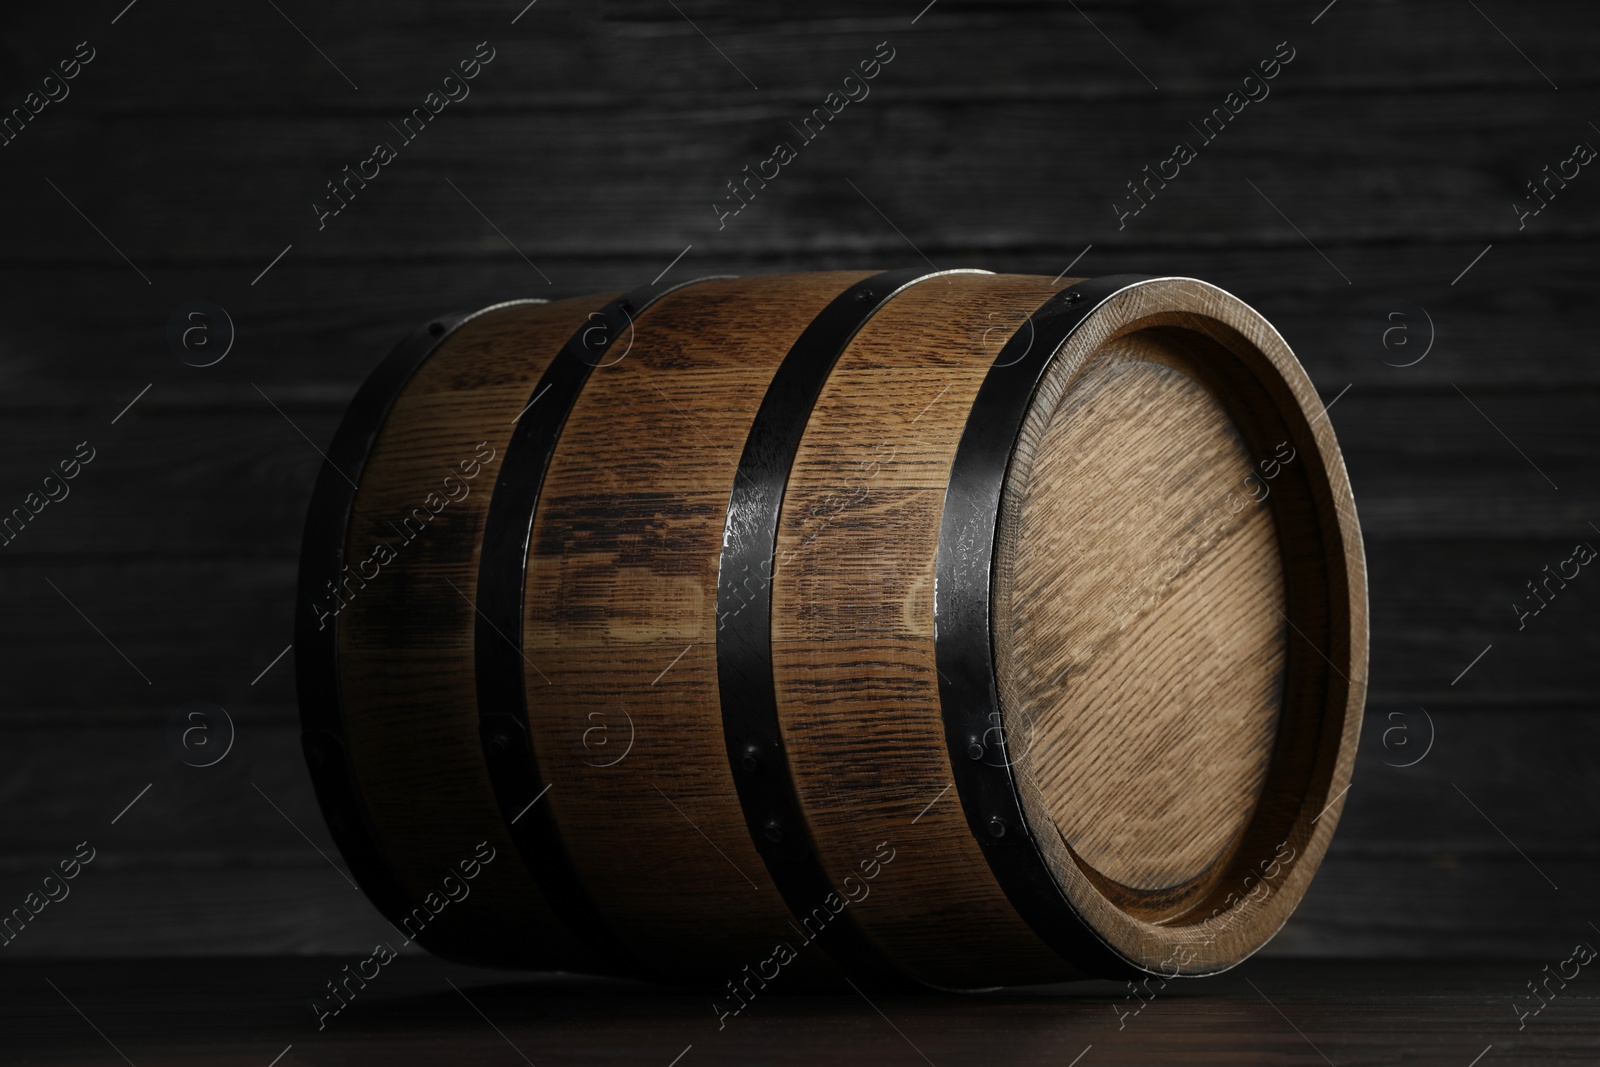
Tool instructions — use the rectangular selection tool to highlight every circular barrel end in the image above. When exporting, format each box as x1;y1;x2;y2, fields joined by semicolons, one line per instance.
993;277;1365;976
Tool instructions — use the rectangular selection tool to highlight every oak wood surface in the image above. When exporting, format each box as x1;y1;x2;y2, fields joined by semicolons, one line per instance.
985;281;1366;972
520;272;868;983
2;529;1585;716
4;246;1598;414
338;297;609;968
1002;341;1285;896
10;0;1600;116
770;271;1070;987
1;94;1592;264
4;957;1596;1067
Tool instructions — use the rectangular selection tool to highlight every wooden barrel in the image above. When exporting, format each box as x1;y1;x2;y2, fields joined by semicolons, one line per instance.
296;270;1365;990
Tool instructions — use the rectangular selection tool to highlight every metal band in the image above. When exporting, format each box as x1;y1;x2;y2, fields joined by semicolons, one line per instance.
934;274;1158;979
475;276;731;980
718;268;985;989
296;299;549;952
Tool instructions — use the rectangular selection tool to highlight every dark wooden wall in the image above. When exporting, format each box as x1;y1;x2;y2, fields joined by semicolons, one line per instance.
1;0;1595;959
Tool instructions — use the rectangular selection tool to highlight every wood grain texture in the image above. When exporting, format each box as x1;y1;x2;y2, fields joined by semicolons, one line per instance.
520;272;870;983
994;279;1366;971
9;958;1599;1067
338;296;610;969
2;708;1595;961
770;271;1072;987
3;528;1585;723
2;93;1591;268
0;385;1590;561
1001;340;1285;896
9;0;1600;119
8;245;1600;418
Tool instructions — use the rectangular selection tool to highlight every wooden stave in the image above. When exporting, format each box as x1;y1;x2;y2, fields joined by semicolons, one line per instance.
474;275;743;981
305;297;611;970
769;271;1106;989
716;267;997;991
296;309;460;957
516;272;872;989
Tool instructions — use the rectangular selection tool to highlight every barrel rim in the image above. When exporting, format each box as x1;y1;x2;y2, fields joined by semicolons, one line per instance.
1006;277;1364;973
295;298;550;956
933;275;1157;980
938;274;1367;978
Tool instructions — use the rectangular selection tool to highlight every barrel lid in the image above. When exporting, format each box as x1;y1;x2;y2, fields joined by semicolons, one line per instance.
946;276;1365;976
1000;333;1286;900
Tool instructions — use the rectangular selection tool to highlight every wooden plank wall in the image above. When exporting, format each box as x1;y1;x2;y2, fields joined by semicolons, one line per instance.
0;0;1594;959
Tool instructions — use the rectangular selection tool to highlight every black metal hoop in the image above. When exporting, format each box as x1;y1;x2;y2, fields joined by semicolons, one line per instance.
717;268;989;989
475;276;731;980
934;274;1159;980
296;299;549;954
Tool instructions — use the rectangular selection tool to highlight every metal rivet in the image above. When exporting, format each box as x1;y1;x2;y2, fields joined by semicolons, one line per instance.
490;733;509;753
966;740;985;761
741;746;761;773
1063;291;1082;305
428;321;445;336
987;816;1007;838
855;289;874;301
763;818;784;843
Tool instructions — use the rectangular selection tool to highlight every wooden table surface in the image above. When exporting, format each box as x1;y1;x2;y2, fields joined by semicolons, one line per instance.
3;957;1594;1065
